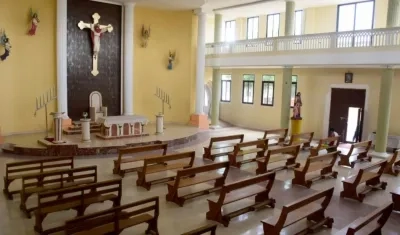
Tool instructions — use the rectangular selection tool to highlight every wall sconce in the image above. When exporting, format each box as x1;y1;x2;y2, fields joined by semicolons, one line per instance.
141;25;151;48
167;51;176;70
345;72;353;83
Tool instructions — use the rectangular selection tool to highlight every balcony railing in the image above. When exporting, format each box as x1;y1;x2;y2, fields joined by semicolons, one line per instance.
206;27;400;56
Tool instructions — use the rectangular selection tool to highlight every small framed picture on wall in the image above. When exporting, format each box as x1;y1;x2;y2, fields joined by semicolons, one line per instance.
345;72;353;83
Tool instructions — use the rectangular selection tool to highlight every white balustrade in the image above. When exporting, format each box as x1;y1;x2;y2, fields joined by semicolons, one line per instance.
205;27;400;56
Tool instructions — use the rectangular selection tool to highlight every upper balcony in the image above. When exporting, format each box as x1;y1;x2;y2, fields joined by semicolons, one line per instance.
205;27;400;67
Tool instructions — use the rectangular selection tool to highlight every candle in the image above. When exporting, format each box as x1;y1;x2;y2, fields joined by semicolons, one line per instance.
167;95;169;104
36;97;38;109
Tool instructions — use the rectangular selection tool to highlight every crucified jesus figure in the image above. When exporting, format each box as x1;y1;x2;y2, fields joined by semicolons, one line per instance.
91;23;111;59
78;13;113;76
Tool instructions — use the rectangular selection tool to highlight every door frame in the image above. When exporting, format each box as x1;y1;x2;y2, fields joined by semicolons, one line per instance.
323;84;369;141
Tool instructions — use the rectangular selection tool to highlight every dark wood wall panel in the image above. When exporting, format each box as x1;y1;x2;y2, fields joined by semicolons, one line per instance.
67;0;122;120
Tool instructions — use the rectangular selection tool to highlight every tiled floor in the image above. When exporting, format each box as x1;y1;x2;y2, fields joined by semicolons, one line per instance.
0;126;399;235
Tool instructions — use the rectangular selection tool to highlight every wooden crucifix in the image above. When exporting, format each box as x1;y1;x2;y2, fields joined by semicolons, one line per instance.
78;13;113;76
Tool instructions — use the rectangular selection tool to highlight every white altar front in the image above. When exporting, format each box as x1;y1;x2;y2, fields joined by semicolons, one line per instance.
97;115;149;139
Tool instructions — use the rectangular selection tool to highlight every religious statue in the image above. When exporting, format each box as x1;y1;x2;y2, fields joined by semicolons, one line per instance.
91;23;112;59
167;51;176;70
0;30;11;61
141;25;151;48
78;13;113;76
28;8;40;36
292;92;302;120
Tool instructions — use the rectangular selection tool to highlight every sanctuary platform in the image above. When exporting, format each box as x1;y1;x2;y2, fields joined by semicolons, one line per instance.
1;124;205;156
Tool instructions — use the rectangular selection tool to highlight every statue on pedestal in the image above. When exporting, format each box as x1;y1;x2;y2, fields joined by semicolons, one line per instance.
292;92;302;120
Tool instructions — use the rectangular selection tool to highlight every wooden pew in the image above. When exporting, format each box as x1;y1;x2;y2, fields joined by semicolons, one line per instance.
338;140;372;168
384;149;400;176
228;139;268;168
166;161;230;206
261;187;335;235
3;156;74;200
65;196;159;235
310;136;340;156
207;172;276;227
340;160;387;202
284;132;314;149
203;134;244;161
136;151;195;190
181;224;218;235
259;128;288;145
34;178;122;235
335;202;393;235
391;188;400;212
20;165;97;218
256;145;301;174
113;143;168;177
292;151;339;188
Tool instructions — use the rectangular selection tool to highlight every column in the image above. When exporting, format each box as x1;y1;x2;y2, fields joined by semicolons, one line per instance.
211;69;221;127
195;10;206;115
387;0;400;27
373;67;394;156
280;67;292;129
284;1;295;36
210;14;223;127
124;2;135;115
57;0;69;120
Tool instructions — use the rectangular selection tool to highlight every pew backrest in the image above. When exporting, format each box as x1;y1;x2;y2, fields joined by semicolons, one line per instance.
351;160;387;185
276;187;334;229
118;143;168;159
317;136;340;149
37;178;122;211
262;128;288;142
142;151;195;174
208;134;244;149
288;132;314;145
302;152;339;173
22;165;97;193
5;156;74;180
347;140;372;156
181;224;218;235
265;145;301;161
343;202;393;235
175;161;230;180
387;150;400;167
65;196;159;235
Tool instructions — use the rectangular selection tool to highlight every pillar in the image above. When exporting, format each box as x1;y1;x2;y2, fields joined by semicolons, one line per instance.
284;1;295;36
210;14;223;128
57;0;70;126
190;9;209;129
374;67;394;156
387;0;400;27
124;2;135;116
280;67;293;129
51;112;65;144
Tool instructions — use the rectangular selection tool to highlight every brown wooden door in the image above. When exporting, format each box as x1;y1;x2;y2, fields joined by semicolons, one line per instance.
329;88;366;143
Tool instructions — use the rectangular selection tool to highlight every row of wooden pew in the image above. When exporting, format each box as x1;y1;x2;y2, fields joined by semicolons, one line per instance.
1;156;217;235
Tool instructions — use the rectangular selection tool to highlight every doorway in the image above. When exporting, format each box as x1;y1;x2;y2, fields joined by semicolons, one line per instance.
328;88;366;143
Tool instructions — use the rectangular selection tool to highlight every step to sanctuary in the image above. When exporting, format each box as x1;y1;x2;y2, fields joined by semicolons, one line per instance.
63;121;101;135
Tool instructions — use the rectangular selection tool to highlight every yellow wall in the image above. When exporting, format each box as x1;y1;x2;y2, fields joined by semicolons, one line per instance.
0;0;56;135
219;68;399;139
0;3;197;135
206;1;391;42
134;7;196;124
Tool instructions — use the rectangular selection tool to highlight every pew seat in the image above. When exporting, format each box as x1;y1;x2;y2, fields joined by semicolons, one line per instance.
166;162;230;206
113;143;168;177
256;145;301;174
338;140;372;168
335;202;393;235
310;136;340;156
203;134;244;161
261;187;334;235
228;139;268;168
292;151;339;188
384;149;400;176
181;224;217;235
207;172;275;227
340;160;387;202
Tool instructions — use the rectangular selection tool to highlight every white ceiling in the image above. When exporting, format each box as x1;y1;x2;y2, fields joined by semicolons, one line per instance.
116;0;363;17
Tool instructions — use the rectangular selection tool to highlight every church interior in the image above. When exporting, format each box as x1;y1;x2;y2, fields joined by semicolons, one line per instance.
0;0;399;234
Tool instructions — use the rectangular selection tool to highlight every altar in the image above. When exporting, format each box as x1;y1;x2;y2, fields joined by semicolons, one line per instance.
96;115;149;139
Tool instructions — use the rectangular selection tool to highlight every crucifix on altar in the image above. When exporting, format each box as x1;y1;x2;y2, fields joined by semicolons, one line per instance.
78;13;113;76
